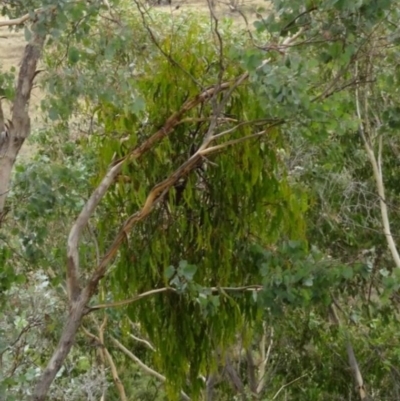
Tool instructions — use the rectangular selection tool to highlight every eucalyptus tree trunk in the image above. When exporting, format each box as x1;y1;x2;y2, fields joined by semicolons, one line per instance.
0;33;44;216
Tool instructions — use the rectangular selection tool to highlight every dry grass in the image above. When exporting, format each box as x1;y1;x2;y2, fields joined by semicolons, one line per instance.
158;0;269;20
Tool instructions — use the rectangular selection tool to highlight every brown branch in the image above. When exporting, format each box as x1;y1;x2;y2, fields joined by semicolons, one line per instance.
257;326;273;394
11;33;45;135
89;287;172;310
66;81;232;301
205;373;218;401
223;356;245;399
33;297;89;401
67;160;125;300
129;333;155;352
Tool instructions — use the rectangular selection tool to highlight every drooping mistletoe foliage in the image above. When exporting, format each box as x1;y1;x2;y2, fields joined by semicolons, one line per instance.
41;7;307;394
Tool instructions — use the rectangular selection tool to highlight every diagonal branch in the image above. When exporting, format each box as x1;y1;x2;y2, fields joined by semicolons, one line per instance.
110;336;191;401
67;28;306;301
35;80;241;401
129;333;155;352
66;81;233;301
86;119;280;297
67;82;230;300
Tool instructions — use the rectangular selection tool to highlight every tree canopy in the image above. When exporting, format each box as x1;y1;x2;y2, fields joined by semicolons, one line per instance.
1;0;400;400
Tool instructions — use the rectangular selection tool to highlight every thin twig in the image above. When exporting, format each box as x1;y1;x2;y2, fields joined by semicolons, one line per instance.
111;336;191;401
272;373;308;400
90;285;263;310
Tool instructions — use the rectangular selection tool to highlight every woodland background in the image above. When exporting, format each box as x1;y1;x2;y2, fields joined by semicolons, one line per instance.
1;0;400;400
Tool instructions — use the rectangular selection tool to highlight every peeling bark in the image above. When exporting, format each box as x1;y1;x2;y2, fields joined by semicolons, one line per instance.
0;32;45;214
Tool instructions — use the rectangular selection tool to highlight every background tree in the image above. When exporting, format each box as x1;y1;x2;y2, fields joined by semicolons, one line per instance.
2;0;400;400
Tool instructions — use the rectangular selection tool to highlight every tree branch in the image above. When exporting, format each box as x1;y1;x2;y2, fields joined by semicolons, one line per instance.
110;336;191;401
0;14;31;27
89;285;263;311
128;333;155;352
272;373;308;400
0;29;45;213
354;61;400;268
66;81;233;301
82;317;128;401
257;326;274;395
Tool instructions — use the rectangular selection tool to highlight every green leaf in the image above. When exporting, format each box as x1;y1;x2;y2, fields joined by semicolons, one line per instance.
165;265;176;280
179;261;198;281
341;267;353;280
68;47;80;64
24;26;32;41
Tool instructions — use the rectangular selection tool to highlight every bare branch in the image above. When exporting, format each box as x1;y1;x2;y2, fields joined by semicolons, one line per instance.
111;336;191;401
34;79;247;400
0;14;31;27
330;303;371;401
0;98;5;133
272;373;309;400
99;317;128;401
354;61;400;268
246;349;258;395
67;160;126;300
33;297;89;401
257;326;274;394
223;356;245;398
128;333;155;352
201;129;269;155
90;286;263;311
89;287;172;310
205;373;218;401
12;33;45;132
83;317;128;401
